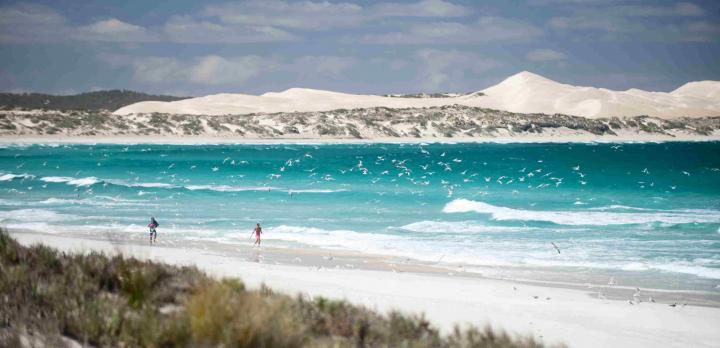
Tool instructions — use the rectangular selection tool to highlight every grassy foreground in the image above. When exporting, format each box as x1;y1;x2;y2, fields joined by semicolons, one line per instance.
0;231;557;347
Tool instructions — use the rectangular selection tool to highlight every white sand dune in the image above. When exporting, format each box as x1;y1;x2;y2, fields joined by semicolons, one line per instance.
114;71;720;119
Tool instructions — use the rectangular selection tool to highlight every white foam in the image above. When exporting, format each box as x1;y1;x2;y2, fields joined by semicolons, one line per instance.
443;199;720;225
186;185;278;192
40;176;75;183
39;176;100;186
399;221;535;234
105;179;177;188
0;173;34;181
67;177;100;186
0;208;78;222
36;197;147;207
40;176;174;189
286;188;348;193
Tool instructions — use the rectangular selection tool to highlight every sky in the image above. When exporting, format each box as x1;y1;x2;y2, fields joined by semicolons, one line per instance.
0;0;718;96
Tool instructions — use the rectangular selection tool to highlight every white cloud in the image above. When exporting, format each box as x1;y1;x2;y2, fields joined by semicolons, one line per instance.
684;20;720;42
0;4;154;43
203;1;364;30
372;0;468;17
530;0;704;16
163;15;296;43
189;56;264;85
100;54;356;86
76;18;154;42
601;2;705;17
128;55;265;85
0;2;296;44
81;18;145;35
0;3;69;42
130;57;186;84
526;48;567;61
362;16;542;44
2;1;467;45
415;49;502;91
202;0;469;31
546;2;715;42
288;56;357;77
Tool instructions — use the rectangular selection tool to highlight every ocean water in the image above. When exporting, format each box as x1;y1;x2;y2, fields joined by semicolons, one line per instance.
1;142;719;291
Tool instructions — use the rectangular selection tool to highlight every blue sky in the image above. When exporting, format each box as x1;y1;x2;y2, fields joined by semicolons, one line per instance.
1;0;718;96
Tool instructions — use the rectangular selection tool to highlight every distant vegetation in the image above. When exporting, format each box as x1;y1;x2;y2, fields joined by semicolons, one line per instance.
1;105;718;139
0;230;551;347
383;92;484;98
0;90;187;111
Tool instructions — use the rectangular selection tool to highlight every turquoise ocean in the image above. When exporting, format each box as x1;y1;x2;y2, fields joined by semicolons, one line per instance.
1;142;719;291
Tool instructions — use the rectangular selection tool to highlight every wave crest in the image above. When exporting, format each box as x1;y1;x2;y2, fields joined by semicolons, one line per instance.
443;199;720;225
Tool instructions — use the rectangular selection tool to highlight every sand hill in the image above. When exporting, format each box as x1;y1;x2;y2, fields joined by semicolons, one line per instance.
114;71;720;119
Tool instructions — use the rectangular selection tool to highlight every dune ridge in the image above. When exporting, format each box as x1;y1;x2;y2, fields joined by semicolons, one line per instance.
114;71;720;119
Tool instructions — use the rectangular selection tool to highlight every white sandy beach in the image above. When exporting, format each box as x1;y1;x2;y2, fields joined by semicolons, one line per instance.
11;231;720;348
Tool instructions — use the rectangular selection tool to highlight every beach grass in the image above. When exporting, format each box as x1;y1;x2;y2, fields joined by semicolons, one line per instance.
0;229;556;347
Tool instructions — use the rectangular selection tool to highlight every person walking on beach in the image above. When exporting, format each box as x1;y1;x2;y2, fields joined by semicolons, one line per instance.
148;217;159;244
252;223;262;246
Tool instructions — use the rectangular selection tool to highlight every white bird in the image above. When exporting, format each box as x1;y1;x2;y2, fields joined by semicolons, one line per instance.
572;165;580;171
682;171;691;176
211;167;219;172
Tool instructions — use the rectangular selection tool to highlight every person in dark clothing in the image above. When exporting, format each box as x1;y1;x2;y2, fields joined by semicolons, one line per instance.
148;217;159;244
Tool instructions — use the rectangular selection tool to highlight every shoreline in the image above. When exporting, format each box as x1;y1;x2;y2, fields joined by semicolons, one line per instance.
7;229;720;306
10;230;720;348
1;134;719;145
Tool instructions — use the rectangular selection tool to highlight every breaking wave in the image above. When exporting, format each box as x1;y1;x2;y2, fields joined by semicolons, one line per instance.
443;199;720;225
